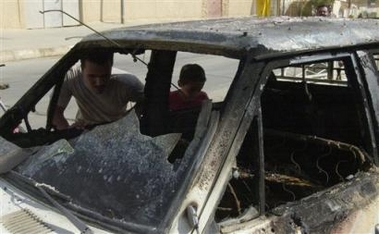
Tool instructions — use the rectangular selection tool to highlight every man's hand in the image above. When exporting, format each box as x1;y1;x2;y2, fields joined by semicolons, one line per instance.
70;120;87;130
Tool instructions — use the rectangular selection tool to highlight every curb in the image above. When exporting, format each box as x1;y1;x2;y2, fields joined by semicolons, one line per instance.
0;45;72;62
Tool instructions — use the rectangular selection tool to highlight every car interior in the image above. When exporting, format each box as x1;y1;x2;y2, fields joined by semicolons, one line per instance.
216;55;374;222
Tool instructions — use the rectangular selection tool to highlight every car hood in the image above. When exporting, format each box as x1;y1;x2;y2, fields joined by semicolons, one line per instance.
0;177;109;233
0;110;193;233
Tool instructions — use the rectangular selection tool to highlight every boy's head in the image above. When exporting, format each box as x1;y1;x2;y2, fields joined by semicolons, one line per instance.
178;64;206;85
178;64;206;99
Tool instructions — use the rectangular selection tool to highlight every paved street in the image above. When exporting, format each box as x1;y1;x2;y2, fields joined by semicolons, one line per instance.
0;19;177;63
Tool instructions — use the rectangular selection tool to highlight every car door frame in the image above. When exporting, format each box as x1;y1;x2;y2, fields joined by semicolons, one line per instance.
211;48;379;232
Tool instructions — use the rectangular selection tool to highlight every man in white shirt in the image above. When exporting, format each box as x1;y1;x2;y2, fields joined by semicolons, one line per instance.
52;51;144;130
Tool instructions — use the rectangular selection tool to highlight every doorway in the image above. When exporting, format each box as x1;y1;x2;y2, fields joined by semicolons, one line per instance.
24;0;80;29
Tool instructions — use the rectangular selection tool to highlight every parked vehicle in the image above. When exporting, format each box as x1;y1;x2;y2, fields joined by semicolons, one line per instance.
1;17;379;234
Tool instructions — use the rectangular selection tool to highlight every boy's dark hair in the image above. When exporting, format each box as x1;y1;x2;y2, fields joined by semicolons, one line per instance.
179;64;206;85
80;51;114;66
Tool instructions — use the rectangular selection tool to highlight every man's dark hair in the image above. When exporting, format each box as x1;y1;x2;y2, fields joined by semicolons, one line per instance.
179;64;206;85
316;4;331;12
80;51;114;66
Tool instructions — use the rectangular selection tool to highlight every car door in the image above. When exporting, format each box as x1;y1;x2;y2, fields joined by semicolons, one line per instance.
213;50;379;233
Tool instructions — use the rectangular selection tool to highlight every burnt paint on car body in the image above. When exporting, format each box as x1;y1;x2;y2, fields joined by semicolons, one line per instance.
1;17;379;234
80;17;379;59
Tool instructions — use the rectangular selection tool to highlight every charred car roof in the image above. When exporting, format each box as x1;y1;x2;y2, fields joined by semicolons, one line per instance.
79;17;379;58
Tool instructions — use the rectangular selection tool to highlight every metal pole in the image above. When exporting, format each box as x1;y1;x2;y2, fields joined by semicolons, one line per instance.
121;0;125;24
100;0;103;22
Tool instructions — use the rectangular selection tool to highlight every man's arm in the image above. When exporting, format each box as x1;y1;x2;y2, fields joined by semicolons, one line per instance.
52;66;79;130
52;105;70;130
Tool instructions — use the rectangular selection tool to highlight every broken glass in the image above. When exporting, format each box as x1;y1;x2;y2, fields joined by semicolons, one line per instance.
15;110;191;226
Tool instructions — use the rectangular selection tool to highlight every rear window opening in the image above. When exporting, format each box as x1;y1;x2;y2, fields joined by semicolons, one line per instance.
216;56;372;224
274;61;348;85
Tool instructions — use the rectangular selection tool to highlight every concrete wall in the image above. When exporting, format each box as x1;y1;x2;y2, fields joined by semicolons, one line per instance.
223;0;255;17
80;0;204;23
102;1;121;22
2;0;378;29
81;0;122;23
1;0;259;29
80;0;101;23
0;0;24;28
121;0;204;21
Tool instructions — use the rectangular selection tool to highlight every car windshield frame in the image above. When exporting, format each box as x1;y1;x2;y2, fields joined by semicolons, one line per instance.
3;102;216;231
0;42;232;231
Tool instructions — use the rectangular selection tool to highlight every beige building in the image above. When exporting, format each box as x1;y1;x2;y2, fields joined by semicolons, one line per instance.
2;0;376;30
0;0;259;29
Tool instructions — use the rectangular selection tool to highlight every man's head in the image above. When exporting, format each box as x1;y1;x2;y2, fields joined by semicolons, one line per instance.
316;5;331;17
178;64;206;99
80;52;114;94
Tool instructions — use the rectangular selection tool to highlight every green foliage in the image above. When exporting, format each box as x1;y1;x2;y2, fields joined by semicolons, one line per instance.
300;1;314;16
310;0;334;8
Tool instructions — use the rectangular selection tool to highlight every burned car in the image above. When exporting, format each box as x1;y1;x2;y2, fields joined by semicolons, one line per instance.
1;17;379;233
